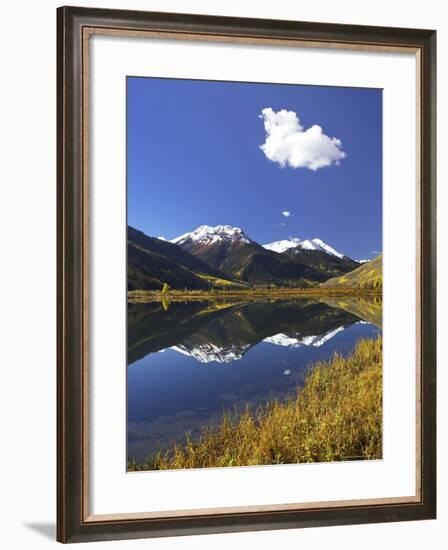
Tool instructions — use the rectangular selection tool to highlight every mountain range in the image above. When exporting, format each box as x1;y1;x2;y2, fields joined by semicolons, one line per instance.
128;224;365;290
128;298;363;365
263;237;343;257
128;226;246;291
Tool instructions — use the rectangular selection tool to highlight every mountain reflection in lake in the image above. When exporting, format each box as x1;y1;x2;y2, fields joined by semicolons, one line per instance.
127;297;382;464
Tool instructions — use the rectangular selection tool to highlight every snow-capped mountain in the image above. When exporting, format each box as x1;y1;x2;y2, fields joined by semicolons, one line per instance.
263;237;345;259
300;326;345;346
169;326;345;362
263;238;302;253
299;238;344;259
167;224;358;285
127;225;236;291
263;326;345;349
171;224;289;281
263;333;302;348
171;225;252;247
170;342;251;364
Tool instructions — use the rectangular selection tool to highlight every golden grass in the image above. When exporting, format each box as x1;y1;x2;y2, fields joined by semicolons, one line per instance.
196;273;247;288
129;337;382;471
322;255;382;290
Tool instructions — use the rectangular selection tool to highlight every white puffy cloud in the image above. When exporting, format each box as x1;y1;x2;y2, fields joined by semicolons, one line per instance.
282;210;291;217
259;108;346;171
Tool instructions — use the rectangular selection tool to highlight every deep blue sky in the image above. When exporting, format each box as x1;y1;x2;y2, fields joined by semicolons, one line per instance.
127;77;382;260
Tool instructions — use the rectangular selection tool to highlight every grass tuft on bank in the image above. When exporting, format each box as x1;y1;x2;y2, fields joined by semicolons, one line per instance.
129;337;382;471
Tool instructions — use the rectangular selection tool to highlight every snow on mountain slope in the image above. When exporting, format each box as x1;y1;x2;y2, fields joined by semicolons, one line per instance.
263;237;344;259
169;326;344;363
263;238;302;253
299;326;345;347
171;225;347;261
170;343;250;364
263;333;302;347
171;225;252;247
263;326;345;349
300;238;344;259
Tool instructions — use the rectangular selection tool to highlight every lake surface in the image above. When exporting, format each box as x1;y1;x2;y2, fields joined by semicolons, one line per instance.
127;297;382;464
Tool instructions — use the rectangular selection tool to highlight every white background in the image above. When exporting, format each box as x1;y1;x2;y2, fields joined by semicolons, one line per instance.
0;0;445;548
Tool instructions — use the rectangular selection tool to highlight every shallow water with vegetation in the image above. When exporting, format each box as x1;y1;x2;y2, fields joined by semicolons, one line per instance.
127;295;382;466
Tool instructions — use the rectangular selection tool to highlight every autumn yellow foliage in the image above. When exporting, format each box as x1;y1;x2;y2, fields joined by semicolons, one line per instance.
129;337;382;471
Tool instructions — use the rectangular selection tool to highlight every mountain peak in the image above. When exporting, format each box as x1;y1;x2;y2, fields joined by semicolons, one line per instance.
300;238;344;259
263;238;302;253
263;236;344;259
171;225;251;246
171;342;250;364
263;326;345;349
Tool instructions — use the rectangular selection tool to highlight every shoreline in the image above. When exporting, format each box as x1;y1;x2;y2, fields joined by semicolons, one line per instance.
128;288;382;303
128;336;382;471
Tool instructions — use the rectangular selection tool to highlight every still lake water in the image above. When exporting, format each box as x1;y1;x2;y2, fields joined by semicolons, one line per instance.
127;297;382;463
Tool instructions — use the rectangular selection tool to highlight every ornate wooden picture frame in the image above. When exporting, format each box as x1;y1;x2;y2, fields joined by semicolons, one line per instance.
57;6;436;543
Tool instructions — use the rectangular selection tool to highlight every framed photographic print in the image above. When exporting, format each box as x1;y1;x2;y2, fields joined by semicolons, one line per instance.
57;6;436;543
